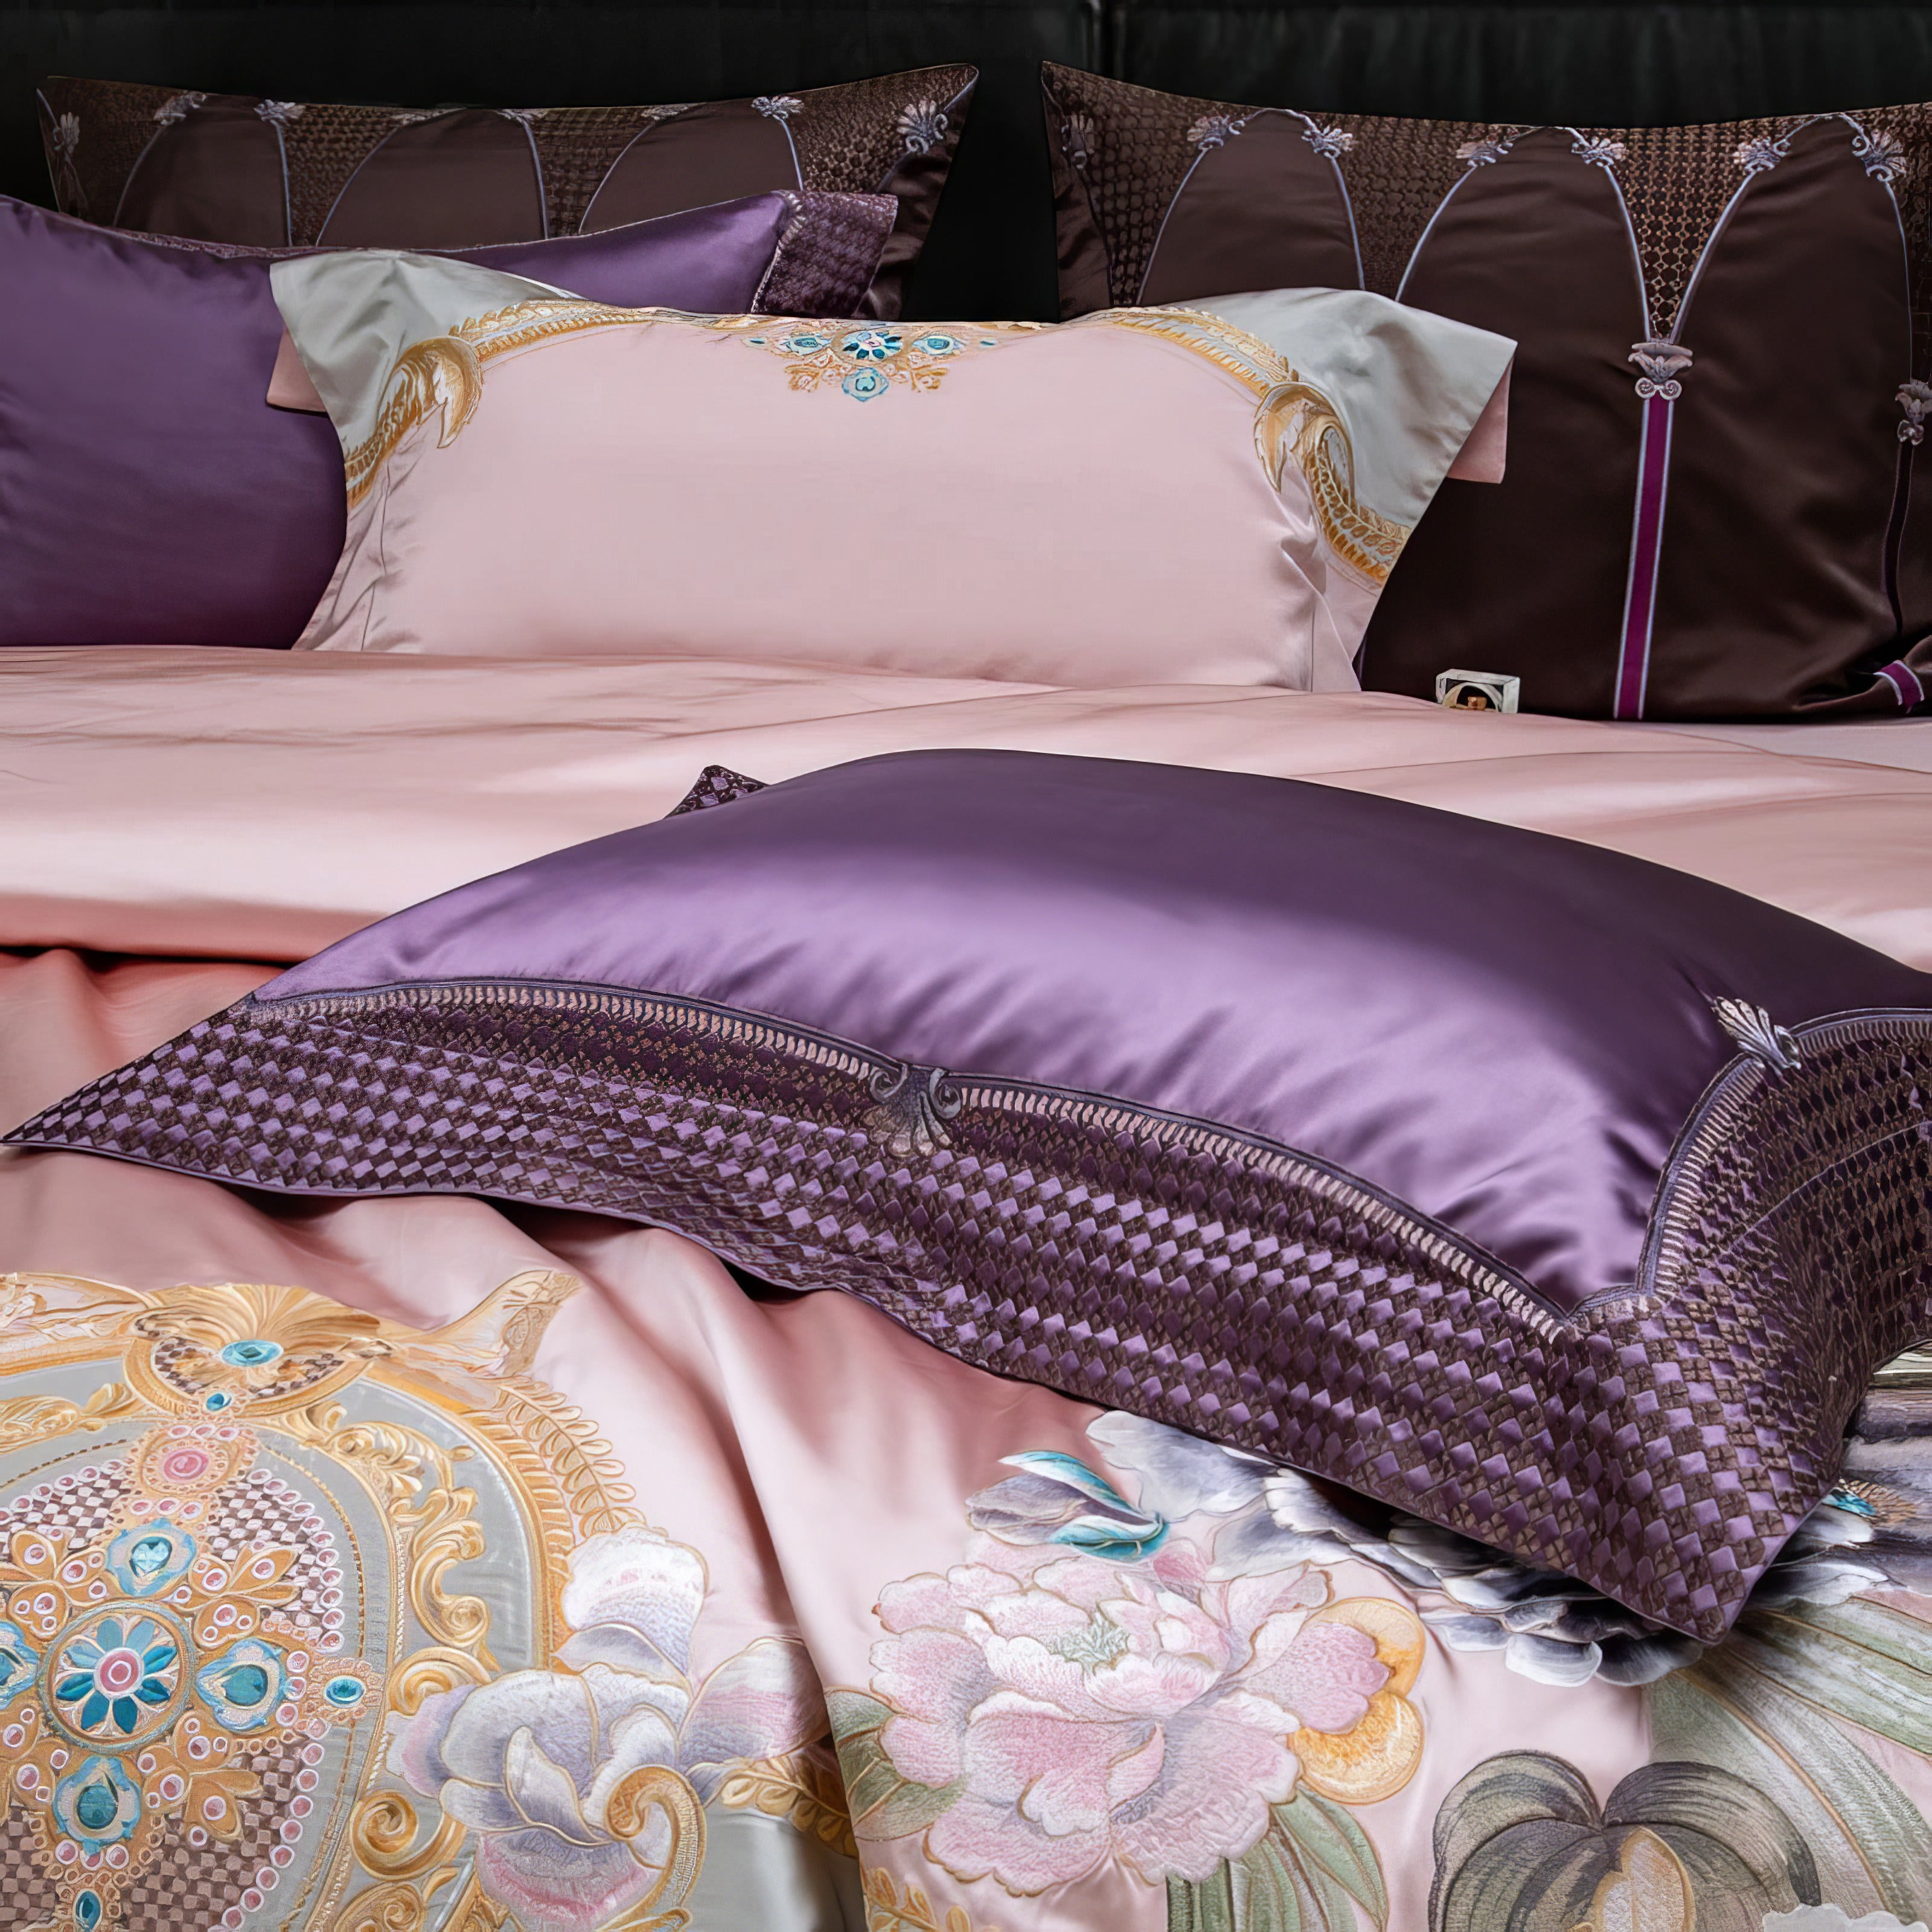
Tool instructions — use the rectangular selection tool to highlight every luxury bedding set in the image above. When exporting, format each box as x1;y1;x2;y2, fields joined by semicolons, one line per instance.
1;52;1930;1932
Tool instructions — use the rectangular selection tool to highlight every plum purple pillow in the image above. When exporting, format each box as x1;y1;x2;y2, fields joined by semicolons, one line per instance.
0;188;894;647
14;747;1932;1640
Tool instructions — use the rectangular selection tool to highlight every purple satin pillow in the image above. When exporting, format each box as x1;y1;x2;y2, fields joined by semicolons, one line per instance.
0;188;894;647
14;747;1932;1642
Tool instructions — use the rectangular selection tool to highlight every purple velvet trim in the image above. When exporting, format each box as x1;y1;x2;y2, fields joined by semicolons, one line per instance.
1;191;799;648
259;749;1932;1314
1612;392;1675;721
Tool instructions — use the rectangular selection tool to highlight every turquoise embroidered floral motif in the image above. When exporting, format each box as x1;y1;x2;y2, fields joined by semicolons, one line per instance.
736;319;1034;400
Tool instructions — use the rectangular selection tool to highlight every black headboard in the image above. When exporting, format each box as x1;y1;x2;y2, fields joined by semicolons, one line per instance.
9;1;1932;318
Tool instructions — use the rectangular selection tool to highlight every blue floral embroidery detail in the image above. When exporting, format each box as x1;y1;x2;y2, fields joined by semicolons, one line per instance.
735;315;1040;400
105;1521;196;1598
0;1617;38;1697
195;1637;288;1732
52;1756;142;1851
51;1613;182;1741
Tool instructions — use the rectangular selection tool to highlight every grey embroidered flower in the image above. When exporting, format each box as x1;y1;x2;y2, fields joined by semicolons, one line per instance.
388;108;442;126
1630;338;1695;400
1456;134;1514;167
254;100;305;128
50;111;82;156
1856;127;1909;182
1899;379;1932;446
753;95;802;122
1734;133;1787;173
896;98;948;155
1187;114;1243;152
1061;111;1096;171
1302;125;1355;159
152;92;206;128
1570;133;1628;167
494;106;550;125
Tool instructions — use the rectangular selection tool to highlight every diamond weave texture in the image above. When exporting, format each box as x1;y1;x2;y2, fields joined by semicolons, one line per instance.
13;988;1930;1642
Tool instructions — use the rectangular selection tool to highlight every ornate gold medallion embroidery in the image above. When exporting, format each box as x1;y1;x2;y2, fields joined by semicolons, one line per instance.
0;1270;832;1932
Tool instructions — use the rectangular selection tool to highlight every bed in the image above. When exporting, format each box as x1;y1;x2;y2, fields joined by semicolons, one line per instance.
2;8;1931;1932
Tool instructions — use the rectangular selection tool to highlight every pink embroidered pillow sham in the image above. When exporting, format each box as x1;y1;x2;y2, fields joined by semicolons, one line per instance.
274;254;1513;686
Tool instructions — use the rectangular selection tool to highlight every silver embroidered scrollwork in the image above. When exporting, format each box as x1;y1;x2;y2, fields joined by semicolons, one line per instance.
1570;133;1628;168
754;95;802;122
863;1064;964;1159
1188;114;1243;153
1302;125;1355;159
1630;339;1693;401
1733;133;1788;174
1855;127;1909;182
1456;134;1514;168
152;92;206;127
1710;998;1803;1073
254;100;305;127
897;99;949;155
1898;379;1932;446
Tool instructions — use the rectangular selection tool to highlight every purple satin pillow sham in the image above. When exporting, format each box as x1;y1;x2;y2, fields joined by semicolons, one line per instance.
0;188;894;648
14;748;1932;1642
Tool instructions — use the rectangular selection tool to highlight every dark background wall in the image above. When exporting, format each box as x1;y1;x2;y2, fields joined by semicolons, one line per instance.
8;1;1932;316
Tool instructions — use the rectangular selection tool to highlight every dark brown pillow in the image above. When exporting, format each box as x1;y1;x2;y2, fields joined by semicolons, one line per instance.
1041;63;1932;721
39;65;976;318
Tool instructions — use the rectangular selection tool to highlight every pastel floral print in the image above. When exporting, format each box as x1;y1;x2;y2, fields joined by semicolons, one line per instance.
869;1537;1386;1891
389;1523;827;1932
845;1423;1425;1925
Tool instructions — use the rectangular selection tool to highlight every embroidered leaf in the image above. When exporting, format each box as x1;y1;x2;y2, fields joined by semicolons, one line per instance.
825;1687;962;1841
1267;1792;1389;1927
1722;1598;1932;1751
1651;1657;1932;1919
1169;1790;1391;1932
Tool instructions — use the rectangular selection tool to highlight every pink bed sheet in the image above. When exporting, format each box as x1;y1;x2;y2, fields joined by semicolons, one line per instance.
2;648;1930;1931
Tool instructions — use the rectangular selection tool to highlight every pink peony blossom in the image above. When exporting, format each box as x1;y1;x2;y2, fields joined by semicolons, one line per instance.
868;1534;1387;1893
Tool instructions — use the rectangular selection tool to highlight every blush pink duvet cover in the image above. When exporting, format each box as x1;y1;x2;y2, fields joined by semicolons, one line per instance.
1;647;1929;1932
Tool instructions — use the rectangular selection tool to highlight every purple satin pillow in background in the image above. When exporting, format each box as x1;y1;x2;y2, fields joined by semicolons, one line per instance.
0;188;894;648
15;747;1932;1641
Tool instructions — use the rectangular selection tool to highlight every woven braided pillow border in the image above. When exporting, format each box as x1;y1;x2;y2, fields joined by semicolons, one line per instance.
11;985;1932;1641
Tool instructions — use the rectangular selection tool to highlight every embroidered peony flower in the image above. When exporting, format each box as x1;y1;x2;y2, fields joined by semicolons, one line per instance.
1735;133;1787;173
152;92;205;127
1856;129;1909;182
868;1535;1386;1893
1061;111;1096;170
390;1526;825;1932
51;112;82;156
254;100;305;127
753;95;803;122
1302;124;1356;159
1571;133;1628;167
1456;134;1514;167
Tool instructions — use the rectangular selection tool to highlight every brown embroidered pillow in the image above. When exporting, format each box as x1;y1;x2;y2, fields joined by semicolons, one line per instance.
39;65;976;318
1041;63;1932;721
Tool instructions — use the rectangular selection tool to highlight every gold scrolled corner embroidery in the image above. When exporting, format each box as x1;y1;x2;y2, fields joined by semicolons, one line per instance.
1078;304;1412;584
343;296;650;505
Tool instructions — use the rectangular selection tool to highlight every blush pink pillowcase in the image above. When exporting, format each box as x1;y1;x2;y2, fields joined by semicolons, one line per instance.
276;255;1513;686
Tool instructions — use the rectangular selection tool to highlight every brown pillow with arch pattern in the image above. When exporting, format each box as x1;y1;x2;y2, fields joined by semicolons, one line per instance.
39;64;974;318
1042;63;1932;721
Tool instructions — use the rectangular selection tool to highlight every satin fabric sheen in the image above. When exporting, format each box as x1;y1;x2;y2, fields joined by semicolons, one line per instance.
261;746;1931;1313
0;191;811;647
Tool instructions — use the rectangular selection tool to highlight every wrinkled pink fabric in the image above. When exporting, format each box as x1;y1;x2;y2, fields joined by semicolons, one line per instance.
4;648;1932;968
